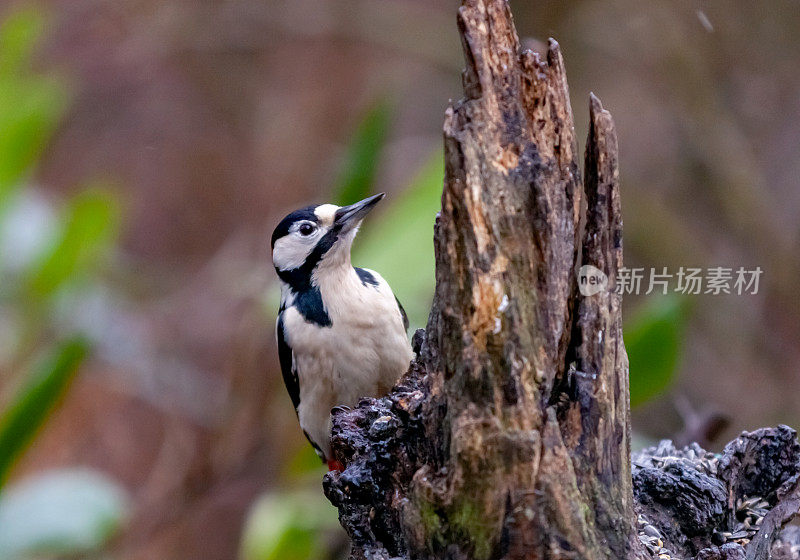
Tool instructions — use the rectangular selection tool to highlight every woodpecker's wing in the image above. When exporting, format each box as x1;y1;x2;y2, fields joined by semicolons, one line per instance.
395;296;409;331
276;313;300;411
277;313;327;461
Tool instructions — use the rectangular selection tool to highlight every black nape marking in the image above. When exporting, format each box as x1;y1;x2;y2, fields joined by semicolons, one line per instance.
276;314;301;411
395;296;410;331
355;267;379;288
273;208;344;279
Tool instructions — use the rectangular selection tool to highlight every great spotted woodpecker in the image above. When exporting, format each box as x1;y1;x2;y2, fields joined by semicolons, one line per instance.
271;193;412;470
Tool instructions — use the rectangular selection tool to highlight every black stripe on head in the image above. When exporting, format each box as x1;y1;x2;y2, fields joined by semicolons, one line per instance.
273;204;352;328
275;216;345;291
271;206;319;249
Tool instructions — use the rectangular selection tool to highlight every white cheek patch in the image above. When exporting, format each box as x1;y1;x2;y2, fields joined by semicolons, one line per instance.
273;236;314;271
314;204;339;228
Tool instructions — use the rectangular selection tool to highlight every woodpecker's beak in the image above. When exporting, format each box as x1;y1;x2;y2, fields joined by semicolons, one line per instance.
334;193;385;232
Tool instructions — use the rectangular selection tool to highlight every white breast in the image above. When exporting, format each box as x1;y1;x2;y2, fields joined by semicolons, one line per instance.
281;267;413;459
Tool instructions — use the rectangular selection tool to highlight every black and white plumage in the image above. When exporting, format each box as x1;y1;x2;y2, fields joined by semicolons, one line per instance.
271;193;413;468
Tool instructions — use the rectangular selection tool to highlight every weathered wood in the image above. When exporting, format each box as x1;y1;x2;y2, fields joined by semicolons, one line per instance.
323;1;800;559
326;0;638;557
632;426;800;559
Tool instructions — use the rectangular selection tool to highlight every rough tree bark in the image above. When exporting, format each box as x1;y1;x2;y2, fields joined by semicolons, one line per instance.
324;1;800;559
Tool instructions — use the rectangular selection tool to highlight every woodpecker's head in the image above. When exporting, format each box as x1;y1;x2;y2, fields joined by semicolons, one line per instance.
271;193;384;286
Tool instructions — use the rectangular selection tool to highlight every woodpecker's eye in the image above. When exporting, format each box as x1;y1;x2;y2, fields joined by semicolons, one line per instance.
298;223;316;236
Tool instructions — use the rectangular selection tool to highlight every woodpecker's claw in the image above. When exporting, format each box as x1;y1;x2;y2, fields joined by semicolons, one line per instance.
327;459;345;472
331;405;351;414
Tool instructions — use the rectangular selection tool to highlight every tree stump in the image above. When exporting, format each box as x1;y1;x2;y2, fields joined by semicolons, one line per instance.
323;1;800;559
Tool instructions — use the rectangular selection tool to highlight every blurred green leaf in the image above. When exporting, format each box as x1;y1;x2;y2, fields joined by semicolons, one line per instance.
0;8;67;215
283;444;325;481
239;490;339;560
625;295;687;408
0;468;129;558
0;8;42;78
24;188;119;301
352;152;442;329
333;99;392;206
0;79;65;210
0;338;88;487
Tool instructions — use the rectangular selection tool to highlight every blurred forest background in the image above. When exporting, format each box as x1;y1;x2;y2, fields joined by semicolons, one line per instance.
0;0;798;559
